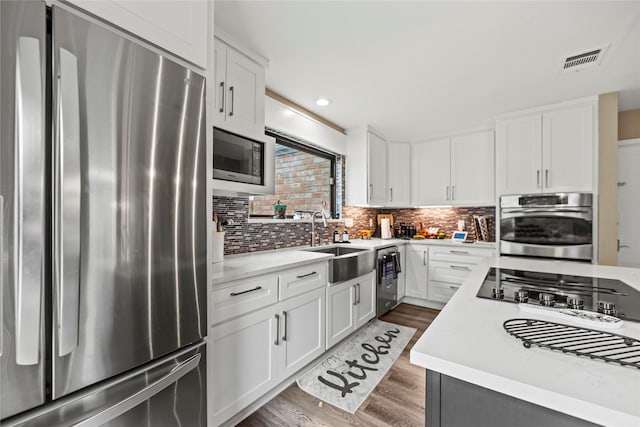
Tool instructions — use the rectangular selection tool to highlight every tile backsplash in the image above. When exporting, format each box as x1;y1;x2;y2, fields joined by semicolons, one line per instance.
214;196;495;255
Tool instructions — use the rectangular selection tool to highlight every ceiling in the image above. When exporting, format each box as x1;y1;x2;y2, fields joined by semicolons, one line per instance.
215;1;640;141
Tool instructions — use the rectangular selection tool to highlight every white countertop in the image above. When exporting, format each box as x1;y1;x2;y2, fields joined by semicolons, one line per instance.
410;256;640;427
212;238;496;286
407;238;496;249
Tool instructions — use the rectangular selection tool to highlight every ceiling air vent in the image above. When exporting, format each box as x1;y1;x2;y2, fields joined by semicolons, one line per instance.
561;44;609;72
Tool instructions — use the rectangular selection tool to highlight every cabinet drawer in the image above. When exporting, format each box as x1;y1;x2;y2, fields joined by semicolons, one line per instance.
429;247;494;264
212;275;278;325
428;260;473;285
279;262;327;301
428;281;460;304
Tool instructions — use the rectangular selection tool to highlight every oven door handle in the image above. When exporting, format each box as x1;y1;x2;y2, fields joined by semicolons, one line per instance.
501;210;592;221
502;208;591;214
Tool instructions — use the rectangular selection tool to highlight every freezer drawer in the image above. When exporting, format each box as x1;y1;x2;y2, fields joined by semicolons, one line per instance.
3;341;206;427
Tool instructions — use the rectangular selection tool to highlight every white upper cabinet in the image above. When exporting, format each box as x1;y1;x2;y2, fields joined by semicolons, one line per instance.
451;131;495;205
346;129;387;206
412;131;495;206
542;105;594;193
213;37;266;140
497;99;595;196
66;0;208;68
496;115;541;195
412;138;450;206
387;142;412;207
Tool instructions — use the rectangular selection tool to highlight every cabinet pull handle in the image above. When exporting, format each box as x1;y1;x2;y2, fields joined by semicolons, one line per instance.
545;169;549;187
423;251;427;266
537;169;540;187
356;283;361;304
353;285;358;306
451;186;455;200
389;188;393;202
446;186;450;200
230;286;262;296
450;250;469;255
369;184;373;200
282;311;288;342
274;314;280;346
219;82;225;113
296;271;317;279
450;265;471;271
450;285;460;290
229;86;235;116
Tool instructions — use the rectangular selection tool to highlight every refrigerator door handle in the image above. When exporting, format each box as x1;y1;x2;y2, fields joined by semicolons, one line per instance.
73;353;202;427
15;36;44;366
55;47;82;357
0;195;3;357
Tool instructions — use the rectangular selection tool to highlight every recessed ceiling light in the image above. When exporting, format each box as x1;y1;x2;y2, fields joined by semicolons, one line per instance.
316;98;330;107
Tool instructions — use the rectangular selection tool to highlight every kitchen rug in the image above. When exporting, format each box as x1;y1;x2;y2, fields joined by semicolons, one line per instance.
296;319;416;414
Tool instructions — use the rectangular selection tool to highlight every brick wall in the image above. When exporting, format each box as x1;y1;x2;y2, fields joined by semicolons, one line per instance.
252;150;332;216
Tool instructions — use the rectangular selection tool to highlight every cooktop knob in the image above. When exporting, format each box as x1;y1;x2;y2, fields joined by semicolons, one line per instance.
539;293;555;307
598;301;616;316
515;289;529;303
491;287;504;300
566;296;584;310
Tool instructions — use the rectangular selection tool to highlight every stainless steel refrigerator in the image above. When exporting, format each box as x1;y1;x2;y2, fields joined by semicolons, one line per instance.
1;2;207;425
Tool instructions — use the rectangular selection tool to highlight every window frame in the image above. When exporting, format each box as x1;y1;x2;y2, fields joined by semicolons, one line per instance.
250;131;337;218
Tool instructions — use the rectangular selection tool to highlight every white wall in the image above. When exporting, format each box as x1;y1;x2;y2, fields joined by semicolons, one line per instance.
265;97;347;155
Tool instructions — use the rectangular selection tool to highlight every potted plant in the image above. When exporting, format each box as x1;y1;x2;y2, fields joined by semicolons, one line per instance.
273;200;287;219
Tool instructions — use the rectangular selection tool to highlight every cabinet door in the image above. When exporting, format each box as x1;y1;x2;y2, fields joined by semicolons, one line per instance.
279;288;325;378
427;281;460;304
387;142;411;206
497;115;542;195
368;132;387;205
412;138;450;206
397;245;406;300
326;280;356;349
210;305;279;425
224;45;266;138
542;104;594;192
67;0;207;67
212;38;227;127
428;260;473;285
355;271;376;329
451;131;495;205
405;246;428;299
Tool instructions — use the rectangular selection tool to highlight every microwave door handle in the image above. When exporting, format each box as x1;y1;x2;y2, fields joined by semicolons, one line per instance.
14;36;45;365
55;47;82;357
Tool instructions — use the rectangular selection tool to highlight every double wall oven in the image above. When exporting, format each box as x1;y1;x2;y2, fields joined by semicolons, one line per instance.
500;193;593;261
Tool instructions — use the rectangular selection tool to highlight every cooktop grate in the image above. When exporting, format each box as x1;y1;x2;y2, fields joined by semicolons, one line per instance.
503;318;640;369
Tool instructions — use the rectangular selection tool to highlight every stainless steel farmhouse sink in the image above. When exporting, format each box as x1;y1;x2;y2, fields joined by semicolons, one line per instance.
303;246;375;283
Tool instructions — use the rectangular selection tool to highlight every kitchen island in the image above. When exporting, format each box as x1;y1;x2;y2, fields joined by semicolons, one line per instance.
410;257;640;427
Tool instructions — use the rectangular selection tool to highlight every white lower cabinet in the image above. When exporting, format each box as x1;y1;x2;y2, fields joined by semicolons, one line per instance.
210;266;327;426
405;245;428;299
326;271;376;349
210;305;279;424
427;246;495;304
279;288;326;378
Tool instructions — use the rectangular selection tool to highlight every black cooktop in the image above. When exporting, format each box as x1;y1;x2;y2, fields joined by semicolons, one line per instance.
477;268;640;323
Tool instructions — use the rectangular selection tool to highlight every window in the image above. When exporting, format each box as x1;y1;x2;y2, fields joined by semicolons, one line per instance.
250;132;339;218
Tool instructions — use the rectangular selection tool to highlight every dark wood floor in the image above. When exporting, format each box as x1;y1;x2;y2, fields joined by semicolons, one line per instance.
237;303;440;427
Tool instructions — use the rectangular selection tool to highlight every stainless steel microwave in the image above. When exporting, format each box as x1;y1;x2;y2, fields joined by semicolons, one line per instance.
213;127;264;185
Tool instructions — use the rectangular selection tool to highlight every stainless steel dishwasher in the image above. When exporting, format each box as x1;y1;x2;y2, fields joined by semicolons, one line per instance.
376;246;401;316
